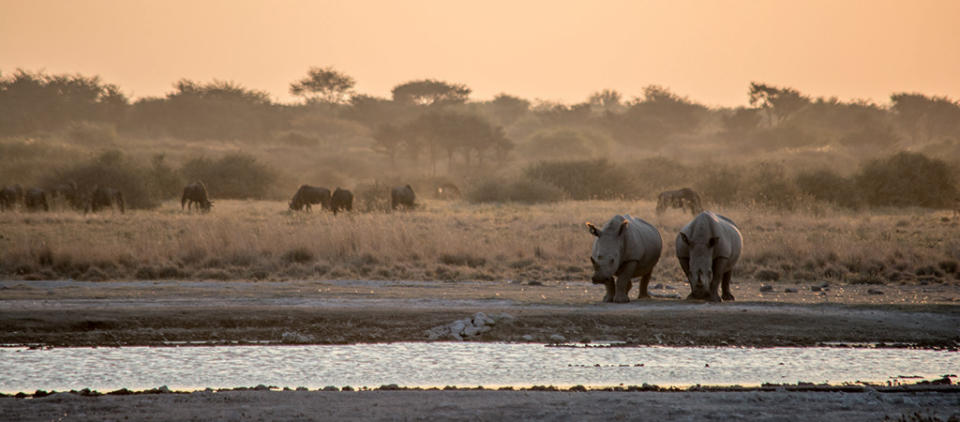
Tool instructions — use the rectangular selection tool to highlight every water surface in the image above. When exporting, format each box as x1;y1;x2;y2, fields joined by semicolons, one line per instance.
1;343;955;393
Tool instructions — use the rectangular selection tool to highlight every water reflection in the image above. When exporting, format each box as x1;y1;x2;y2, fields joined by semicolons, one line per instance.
1;343;955;393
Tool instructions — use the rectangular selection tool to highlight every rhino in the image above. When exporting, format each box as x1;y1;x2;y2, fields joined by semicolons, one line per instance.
676;211;742;302
586;214;662;303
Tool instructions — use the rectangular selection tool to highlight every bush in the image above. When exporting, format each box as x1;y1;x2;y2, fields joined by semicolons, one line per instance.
354;182;392;212
466;177;565;204
796;169;861;208
855;151;958;208
695;165;743;206
64;121;118;146
180;153;276;199
42;150;161;209
519;128;611;160
524;159;627;200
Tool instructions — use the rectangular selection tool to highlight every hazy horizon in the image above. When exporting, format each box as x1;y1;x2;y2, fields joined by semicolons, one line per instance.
2;0;959;106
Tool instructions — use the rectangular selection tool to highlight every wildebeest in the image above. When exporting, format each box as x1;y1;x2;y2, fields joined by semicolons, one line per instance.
88;186;125;213
181;181;212;212
51;181;82;210
0;184;24;211
435;182;461;200
656;188;702;215
586;214;662;303
331;187;353;215
676;211;743;302
391;185;416;210
24;188;49;211
289;185;331;212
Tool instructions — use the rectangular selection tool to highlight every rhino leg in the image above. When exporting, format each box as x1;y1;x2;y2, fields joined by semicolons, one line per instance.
602;280;615;303
708;258;728;303
678;258;698;300
721;271;735;301
613;261;636;303
637;273;652;299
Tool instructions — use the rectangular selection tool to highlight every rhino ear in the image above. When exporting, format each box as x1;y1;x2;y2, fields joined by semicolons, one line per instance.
618;219;629;236
586;222;600;237
679;232;690;245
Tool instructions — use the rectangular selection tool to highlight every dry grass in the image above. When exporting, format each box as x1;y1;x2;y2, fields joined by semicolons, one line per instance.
1;199;959;288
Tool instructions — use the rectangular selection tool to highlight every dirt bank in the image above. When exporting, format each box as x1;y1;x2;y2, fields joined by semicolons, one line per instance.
1;280;957;348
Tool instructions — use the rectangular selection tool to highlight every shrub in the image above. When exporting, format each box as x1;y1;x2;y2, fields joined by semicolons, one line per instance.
180;153;276;199
64;121;118;146
519;128;611;160
354;182;392;212
281;247;315;265
524;159;627;200
855;151;958;208
466;177;565;204
42;150;161;209
796;169;861;208
695;165;743;206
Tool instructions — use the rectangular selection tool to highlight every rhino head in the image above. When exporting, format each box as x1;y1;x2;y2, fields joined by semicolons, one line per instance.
678;220;718;299
586;218;629;284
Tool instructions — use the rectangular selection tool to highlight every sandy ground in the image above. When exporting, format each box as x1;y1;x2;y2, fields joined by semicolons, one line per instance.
1;389;958;421
1;278;958;347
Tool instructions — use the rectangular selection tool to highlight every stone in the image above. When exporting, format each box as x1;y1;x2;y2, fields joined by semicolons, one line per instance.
549;334;566;342
868;289;885;295
784;288;798;293
759;285;774;292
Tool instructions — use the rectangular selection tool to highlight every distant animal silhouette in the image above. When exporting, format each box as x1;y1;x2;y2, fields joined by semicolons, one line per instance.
435;182;461;199
289;185;331;211
24;188;49;211
51;181;82;210
0;184;24;211
181;181;212;212
656;188;703;215
88;186;125;213
391;185;416;210
331;187;354;215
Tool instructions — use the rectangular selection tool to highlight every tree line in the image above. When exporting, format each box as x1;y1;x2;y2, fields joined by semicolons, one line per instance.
3;67;960;174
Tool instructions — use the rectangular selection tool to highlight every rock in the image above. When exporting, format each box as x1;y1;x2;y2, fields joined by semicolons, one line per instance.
462;325;482;337
811;286;822;292
549;334;566;342
341;386;354;391
426;311;503;341
868;289;885;295
651;283;664;289
784;288;798;293
521;334;535;341
322;386;338;391
759;285;774;292
296;387;308;391
527;281;543;286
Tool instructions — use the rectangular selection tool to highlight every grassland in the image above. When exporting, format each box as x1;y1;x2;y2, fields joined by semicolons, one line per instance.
1;199;958;294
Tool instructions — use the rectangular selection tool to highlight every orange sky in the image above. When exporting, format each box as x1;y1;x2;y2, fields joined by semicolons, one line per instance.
1;0;958;106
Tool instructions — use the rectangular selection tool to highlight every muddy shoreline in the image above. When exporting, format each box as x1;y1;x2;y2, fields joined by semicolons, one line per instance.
2;298;958;348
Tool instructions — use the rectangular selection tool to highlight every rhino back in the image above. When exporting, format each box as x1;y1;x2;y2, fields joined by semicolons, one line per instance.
621;215;662;269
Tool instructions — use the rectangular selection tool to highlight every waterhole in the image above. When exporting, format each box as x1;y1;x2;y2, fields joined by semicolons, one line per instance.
1;343;955;393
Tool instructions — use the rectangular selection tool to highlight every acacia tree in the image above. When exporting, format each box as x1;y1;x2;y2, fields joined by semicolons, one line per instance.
748;82;810;126
890;93;960;143
391;79;470;106
289;66;356;104
372;123;403;166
